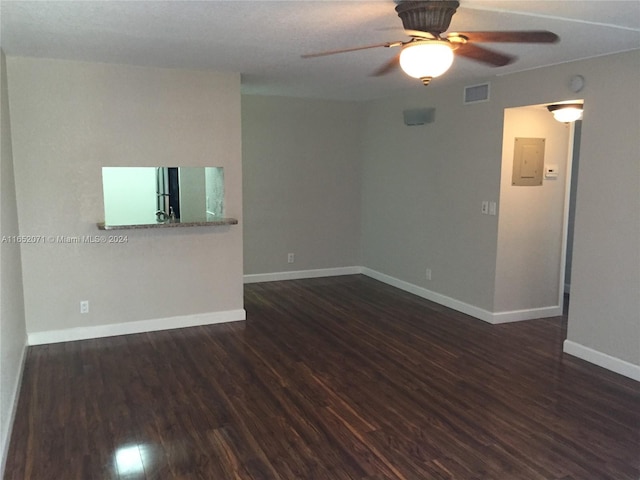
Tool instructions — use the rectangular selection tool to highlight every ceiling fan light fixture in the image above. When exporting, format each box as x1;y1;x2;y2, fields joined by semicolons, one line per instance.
547;103;583;123
399;41;454;85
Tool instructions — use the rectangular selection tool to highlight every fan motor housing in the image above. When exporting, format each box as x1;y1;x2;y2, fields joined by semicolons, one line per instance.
395;0;460;34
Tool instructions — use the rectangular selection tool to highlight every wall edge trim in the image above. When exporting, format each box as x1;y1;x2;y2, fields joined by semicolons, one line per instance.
244;266;562;324
27;309;246;346
361;268;562;324
360;267;496;323
563;339;640;382
491;305;562;323
244;267;361;284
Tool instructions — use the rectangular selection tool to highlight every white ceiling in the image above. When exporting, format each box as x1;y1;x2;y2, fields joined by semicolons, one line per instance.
1;0;639;101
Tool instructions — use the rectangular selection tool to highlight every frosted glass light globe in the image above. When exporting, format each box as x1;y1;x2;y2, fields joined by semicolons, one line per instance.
547;103;584;123
551;107;583;123
399;41;455;83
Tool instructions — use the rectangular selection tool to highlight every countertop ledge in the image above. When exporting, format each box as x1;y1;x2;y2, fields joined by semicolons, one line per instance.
97;218;239;230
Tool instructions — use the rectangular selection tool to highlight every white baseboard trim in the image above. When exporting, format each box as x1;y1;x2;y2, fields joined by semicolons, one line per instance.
242;265;562;324
27;309;246;346
563;340;640;382
244;266;362;284
361;267;496;322
361;267;561;324
1;339;28;479
491;305;563;324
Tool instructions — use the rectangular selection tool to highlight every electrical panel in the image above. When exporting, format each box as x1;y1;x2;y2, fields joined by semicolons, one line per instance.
512;137;545;186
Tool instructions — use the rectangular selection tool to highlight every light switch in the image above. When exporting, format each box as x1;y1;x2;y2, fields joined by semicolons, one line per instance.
489;201;497;216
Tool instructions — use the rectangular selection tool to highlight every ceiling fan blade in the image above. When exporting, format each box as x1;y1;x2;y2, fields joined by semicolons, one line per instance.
301;42;402;59
372;54;400;76
455;43;515;67
452;30;559;43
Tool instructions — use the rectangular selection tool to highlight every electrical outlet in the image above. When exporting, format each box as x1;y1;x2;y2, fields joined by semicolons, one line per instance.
287;253;295;264
426;268;432;281
481;201;489;215
80;300;89;314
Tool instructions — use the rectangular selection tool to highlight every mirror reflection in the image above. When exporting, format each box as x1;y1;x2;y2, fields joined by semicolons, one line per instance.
102;167;224;226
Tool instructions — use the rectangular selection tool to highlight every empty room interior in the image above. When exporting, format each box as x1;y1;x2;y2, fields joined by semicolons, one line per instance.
1;1;639;479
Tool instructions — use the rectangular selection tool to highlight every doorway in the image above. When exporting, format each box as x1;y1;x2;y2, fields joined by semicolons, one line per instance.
494;103;582;319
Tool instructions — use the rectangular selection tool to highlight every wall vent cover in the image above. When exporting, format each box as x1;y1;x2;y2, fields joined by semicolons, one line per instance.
464;83;490;104
403;107;435;126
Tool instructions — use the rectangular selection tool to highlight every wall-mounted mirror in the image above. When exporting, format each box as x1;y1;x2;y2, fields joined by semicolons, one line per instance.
102;167;224;227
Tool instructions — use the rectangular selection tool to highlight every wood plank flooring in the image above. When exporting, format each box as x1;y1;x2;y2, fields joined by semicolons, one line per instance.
5;275;640;479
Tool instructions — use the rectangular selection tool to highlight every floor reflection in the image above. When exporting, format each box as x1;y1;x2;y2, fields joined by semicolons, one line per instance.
114;444;146;477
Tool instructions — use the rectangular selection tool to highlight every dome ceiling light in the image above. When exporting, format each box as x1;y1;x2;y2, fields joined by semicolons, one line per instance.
547;103;583;123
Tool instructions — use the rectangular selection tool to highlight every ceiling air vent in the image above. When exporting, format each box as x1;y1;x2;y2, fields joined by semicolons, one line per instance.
464;83;490;104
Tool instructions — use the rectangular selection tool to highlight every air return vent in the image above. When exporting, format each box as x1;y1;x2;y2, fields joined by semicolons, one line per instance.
403;108;435;126
464;83;490;104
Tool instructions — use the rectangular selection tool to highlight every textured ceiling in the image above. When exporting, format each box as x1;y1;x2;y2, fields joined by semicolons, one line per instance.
1;0;639;100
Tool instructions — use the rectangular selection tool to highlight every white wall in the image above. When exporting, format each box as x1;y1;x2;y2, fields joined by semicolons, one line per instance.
494;106;570;313
242;50;639;377
360;49;639;375
242;95;363;275
7;57;244;340
0;49;28;477
361;82;503;311
563;52;640;369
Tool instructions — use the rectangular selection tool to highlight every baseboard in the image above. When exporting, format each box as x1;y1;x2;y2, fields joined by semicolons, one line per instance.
361;267;562;324
247;267;637;383
244;266;362;284
563;340;640;382
27;309;246;346
1;339;28;478
491;305;563;324
361;267;497;322
244;266;562;324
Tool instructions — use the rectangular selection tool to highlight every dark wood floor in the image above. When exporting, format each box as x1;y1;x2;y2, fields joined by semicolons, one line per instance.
5;275;640;479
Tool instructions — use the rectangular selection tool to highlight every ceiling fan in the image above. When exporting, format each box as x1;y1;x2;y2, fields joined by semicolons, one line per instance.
302;0;559;86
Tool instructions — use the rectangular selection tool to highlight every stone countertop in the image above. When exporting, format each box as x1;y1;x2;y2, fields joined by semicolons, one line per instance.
97;218;238;230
